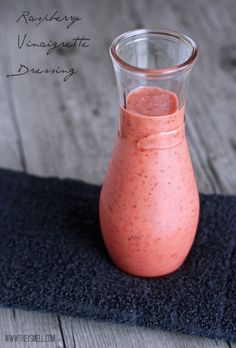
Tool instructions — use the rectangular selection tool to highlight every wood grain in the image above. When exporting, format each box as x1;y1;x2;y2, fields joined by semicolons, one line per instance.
0;0;235;347
59;317;233;348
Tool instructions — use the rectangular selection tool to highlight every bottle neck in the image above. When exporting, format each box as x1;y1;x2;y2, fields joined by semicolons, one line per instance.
119;103;186;151
119;103;185;137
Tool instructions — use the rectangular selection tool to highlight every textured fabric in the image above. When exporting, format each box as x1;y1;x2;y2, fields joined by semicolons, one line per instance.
0;168;235;341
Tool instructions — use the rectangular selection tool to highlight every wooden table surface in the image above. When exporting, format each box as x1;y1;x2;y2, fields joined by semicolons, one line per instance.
0;0;236;347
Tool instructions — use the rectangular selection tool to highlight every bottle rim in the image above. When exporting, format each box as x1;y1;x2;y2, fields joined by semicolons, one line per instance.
110;28;198;76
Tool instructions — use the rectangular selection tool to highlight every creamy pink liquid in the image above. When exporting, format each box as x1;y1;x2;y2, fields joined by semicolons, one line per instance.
99;86;199;277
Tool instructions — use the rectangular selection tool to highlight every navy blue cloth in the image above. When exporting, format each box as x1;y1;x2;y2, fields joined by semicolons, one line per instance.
0;168;235;341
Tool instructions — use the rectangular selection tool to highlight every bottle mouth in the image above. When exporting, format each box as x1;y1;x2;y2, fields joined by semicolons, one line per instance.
110;28;198;76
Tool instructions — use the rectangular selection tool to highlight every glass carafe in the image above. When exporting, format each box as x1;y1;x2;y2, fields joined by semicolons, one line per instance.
99;28;199;277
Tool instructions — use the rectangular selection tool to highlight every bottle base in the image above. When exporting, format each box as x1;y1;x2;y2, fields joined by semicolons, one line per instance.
112;258;187;278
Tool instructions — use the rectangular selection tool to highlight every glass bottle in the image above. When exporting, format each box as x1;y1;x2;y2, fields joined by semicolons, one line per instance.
99;28;199;277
